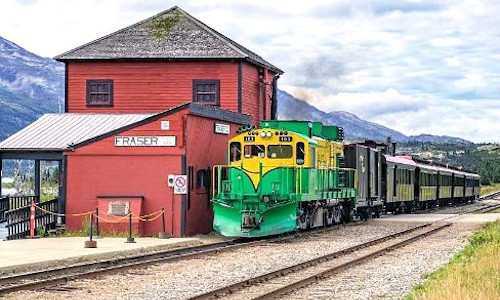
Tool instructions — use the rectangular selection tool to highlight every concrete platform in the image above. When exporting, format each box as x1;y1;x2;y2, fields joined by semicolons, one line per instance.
0;236;200;275
372;213;500;224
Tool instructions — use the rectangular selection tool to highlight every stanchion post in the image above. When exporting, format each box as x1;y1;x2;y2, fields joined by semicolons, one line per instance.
30;201;35;238
84;213;97;248
158;207;168;239
89;213;93;241
125;212;135;243
94;207;101;239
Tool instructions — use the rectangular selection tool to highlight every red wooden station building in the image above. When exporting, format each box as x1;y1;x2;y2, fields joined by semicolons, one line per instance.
0;6;282;237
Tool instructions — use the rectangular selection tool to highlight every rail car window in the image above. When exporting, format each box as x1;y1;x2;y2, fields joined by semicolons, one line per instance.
267;145;293;159
296;142;305;165
244;145;265;158
230;142;241;162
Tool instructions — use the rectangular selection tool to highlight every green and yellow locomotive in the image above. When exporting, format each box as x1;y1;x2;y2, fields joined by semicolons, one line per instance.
211;120;357;237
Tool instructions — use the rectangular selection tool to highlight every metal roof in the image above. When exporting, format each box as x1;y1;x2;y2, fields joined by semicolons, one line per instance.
0;113;154;151
54;6;283;74
384;155;419;167
0;103;252;152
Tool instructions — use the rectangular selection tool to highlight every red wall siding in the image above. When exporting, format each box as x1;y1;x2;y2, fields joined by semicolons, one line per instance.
65;110;187;237
241;62;275;125
67;61;239;113
241;62;259;125
184;115;242;235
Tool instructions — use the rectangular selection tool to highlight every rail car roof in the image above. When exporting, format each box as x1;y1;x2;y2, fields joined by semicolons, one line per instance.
383;155;419;167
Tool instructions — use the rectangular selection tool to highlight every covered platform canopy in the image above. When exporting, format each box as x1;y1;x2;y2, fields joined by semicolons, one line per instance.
0;111;156;212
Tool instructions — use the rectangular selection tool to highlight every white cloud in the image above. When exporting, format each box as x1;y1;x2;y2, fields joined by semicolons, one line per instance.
0;0;499;142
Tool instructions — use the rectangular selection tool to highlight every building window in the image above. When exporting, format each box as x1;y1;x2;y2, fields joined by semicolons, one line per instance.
87;79;113;107
193;79;219;105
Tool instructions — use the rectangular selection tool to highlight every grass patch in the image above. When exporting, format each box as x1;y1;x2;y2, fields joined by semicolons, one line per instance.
404;221;500;300
480;183;500;196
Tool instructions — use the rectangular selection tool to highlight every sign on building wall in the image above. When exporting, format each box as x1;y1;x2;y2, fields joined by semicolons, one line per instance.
214;123;230;135
161;121;170;130
108;201;129;216
173;175;187;194
115;136;176;147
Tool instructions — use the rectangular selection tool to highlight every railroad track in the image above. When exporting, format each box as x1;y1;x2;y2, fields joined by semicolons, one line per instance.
188;222;450;300
0;223;346;295
0;238;264;295
479;191;500;200
1;200;496;296
470;202;500;213
189;203;500;300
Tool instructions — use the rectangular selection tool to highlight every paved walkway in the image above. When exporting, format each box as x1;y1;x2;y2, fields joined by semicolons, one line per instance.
0;236;199;275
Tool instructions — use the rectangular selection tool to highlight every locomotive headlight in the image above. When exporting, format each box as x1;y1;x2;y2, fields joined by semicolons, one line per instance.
266;131;272;138
260;131;266;137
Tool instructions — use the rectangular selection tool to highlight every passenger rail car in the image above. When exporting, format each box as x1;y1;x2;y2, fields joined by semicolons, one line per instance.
383;155;417;214
211;121;357;237
382;155;480;212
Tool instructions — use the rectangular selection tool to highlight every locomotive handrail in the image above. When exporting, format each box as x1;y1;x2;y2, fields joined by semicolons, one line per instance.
211;164;358;199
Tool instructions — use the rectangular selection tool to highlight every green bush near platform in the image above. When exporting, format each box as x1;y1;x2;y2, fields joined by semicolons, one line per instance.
404;221;500;300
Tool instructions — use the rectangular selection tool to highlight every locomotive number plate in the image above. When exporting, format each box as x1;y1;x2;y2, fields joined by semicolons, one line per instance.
279;136;293;142
244;136;255;142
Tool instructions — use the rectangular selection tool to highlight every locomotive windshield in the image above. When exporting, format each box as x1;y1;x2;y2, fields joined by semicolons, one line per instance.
230;142;241;162
267;145;292;159
244;145;265;158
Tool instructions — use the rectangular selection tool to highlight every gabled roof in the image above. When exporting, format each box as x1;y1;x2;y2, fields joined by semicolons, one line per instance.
54;6;282;74
0;103;251;152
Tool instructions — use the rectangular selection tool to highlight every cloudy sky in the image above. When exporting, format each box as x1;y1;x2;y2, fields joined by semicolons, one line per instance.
1;0;499;143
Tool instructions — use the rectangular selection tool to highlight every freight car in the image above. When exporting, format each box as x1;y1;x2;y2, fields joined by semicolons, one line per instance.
343;144;383;219
211;120;481;237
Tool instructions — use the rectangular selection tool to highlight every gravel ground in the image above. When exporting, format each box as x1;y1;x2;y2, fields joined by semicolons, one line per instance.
5;223;422;300
5;207;492;300
286;223;479;300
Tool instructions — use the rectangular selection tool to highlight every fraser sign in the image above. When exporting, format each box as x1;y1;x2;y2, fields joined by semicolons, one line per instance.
114;136;176;147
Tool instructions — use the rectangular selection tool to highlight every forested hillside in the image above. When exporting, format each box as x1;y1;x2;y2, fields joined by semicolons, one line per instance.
397;142;500;185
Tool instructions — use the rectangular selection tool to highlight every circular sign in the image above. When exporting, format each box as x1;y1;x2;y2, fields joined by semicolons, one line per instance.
175;176;186;188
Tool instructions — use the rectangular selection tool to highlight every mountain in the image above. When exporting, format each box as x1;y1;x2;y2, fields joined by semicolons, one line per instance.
0;37;64;141
277;90;408;142
406;134;473;145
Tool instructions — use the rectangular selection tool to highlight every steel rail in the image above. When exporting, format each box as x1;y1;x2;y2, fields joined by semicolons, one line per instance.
0;223;346;295
188;222;435;300
472;202;500;213
252;223;451;300
479;191;500;200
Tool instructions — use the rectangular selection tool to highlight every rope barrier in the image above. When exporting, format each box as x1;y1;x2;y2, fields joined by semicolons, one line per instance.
35;204;93;217
91;212;132;223
131;209;164;222
34;203;165;222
